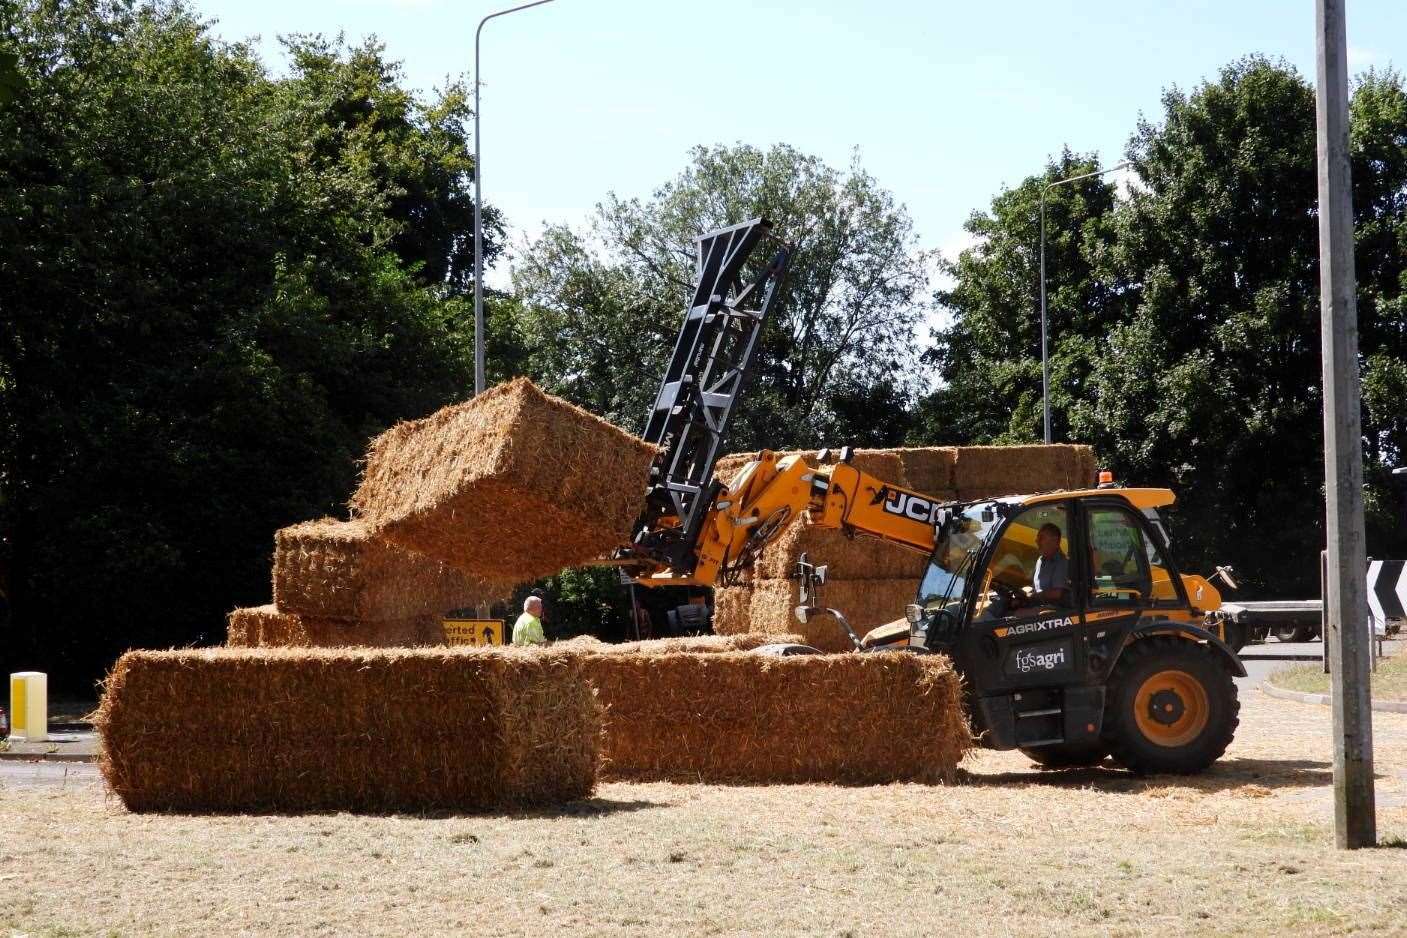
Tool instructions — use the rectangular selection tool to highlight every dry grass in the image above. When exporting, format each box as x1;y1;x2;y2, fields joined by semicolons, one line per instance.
714;577;916;652
8;690;1407;936
95;646;600;813
273;518;502;621
350;378;658;581
1272;652;1407;699
579;651;969;784
226;604;439;648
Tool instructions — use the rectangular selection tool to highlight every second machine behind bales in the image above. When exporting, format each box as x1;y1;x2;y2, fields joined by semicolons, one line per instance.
613;217;1245;776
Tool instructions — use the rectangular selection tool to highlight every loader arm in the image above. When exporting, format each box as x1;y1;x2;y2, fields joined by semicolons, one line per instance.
628;450;945;588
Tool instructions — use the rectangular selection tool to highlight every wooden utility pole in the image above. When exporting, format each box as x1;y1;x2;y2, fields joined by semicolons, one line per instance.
1315;0;1376;849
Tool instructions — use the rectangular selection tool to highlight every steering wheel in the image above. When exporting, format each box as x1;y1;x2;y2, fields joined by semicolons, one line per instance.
990;581;1022;610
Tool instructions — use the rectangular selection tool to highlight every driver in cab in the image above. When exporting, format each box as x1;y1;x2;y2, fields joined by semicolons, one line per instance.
1027;522;1070;607
983;522;1070;619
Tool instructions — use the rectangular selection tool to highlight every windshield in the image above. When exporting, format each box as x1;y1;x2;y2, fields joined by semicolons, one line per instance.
917;503;1002;611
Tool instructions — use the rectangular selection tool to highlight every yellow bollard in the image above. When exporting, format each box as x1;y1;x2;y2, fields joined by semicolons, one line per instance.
9;672;47;743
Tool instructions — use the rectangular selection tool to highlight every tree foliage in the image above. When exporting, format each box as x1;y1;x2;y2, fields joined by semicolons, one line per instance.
510;144;933;448
923;57;1407;595
0;0;501;686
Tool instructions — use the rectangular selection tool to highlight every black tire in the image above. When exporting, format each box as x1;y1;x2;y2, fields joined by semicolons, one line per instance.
1020;739;1111;769
1105;636;1239;775
1288;625;1317;643
1272;625;1299;643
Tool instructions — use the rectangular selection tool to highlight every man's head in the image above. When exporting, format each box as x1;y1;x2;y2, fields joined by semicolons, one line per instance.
523;596;543;617
1036;522;1063;559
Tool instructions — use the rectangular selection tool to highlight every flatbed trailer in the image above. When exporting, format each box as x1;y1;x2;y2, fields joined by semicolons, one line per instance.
1216;600;1322;647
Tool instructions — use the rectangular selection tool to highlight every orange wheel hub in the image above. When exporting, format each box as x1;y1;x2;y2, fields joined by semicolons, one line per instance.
1133;669;1209;748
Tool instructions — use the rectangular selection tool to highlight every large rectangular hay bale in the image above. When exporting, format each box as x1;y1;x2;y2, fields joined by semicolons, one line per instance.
274;518;501;621
951;444;1086;495
714;448;910;491
226;604;439;648
350;378;658;581
603;633;805;654
580;651;970;783
752;518;931;581
713;577;915;652
96;646;600;813
891;447;957;494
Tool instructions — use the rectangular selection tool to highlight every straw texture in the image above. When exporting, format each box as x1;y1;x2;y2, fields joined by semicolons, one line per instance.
952;444;1087;497
579;651;970;784
350;378;658;580
96;646;601;813
273;518;501;621
226;604;440;648
712;577;916;652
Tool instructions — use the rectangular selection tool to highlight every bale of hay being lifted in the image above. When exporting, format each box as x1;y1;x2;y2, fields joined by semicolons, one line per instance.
350;378;658;581
273;518;501;621
581;651;969;784
226;604;439;649
96;646;600;813
712;577;915;652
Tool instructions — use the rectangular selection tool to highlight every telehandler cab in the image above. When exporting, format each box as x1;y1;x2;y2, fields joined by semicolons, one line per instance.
614;217;1243;775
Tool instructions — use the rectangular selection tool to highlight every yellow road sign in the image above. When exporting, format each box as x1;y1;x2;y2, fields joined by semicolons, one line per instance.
442;618;505;647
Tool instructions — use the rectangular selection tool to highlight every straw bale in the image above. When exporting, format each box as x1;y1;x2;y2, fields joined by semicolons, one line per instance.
713;577;917;652
1075;447;1099;489
892;447;958;494
714;449;910;490
350;378;658;580
752;518;929;581
226;604;440;648
580;651;970;784
273;518;502;621
96;646;600;813
952;444;1086;495
602;633;805;654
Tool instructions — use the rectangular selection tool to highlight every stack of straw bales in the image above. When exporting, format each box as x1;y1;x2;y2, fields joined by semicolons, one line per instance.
227;378;656;648
578;651;970;784
97;646;601;813
227;518;495;648
712;443;1095;648
350;377;658;583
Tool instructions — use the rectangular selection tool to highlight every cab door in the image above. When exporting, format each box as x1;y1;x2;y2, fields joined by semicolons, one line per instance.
955;500;1083;694
1080;498;1187;632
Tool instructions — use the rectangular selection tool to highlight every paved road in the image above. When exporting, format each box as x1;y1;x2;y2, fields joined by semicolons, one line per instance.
1236;635;1403;691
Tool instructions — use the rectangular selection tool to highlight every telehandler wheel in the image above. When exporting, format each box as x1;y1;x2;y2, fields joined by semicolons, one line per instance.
1105;636;1239;775
1020;740;1110;769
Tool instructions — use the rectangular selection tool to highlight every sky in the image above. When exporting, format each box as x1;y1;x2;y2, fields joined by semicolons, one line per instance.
190;0;1405;288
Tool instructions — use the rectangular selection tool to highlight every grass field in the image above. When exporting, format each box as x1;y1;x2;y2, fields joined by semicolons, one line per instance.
1273;652;1407;699
5;689;1407;937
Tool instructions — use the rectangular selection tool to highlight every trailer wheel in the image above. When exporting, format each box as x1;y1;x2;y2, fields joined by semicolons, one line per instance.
1020;739;1110;769
1106;637;1239;775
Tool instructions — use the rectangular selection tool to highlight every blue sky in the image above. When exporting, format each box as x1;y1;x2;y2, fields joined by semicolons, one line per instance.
193;0;1403;285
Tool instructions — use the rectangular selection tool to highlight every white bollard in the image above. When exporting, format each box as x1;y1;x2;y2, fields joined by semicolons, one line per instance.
9;672;48;743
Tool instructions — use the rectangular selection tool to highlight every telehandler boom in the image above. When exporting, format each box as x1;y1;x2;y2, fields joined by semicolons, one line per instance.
616;218;1244;774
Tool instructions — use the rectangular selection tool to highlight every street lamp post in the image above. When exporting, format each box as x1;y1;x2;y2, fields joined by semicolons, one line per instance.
473;0;557;395
1038;160;1132;443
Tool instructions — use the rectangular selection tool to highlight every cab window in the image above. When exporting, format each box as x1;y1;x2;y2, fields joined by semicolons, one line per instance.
974;503;1072;619
1087;507;1153;608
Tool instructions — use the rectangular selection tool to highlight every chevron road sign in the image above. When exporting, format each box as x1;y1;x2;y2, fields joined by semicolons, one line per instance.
1366;560;1406;637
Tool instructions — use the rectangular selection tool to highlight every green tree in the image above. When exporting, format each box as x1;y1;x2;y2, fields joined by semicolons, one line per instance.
0;0;500;687
511;144;933;448
924;57;1407;595
915;148;1128;445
